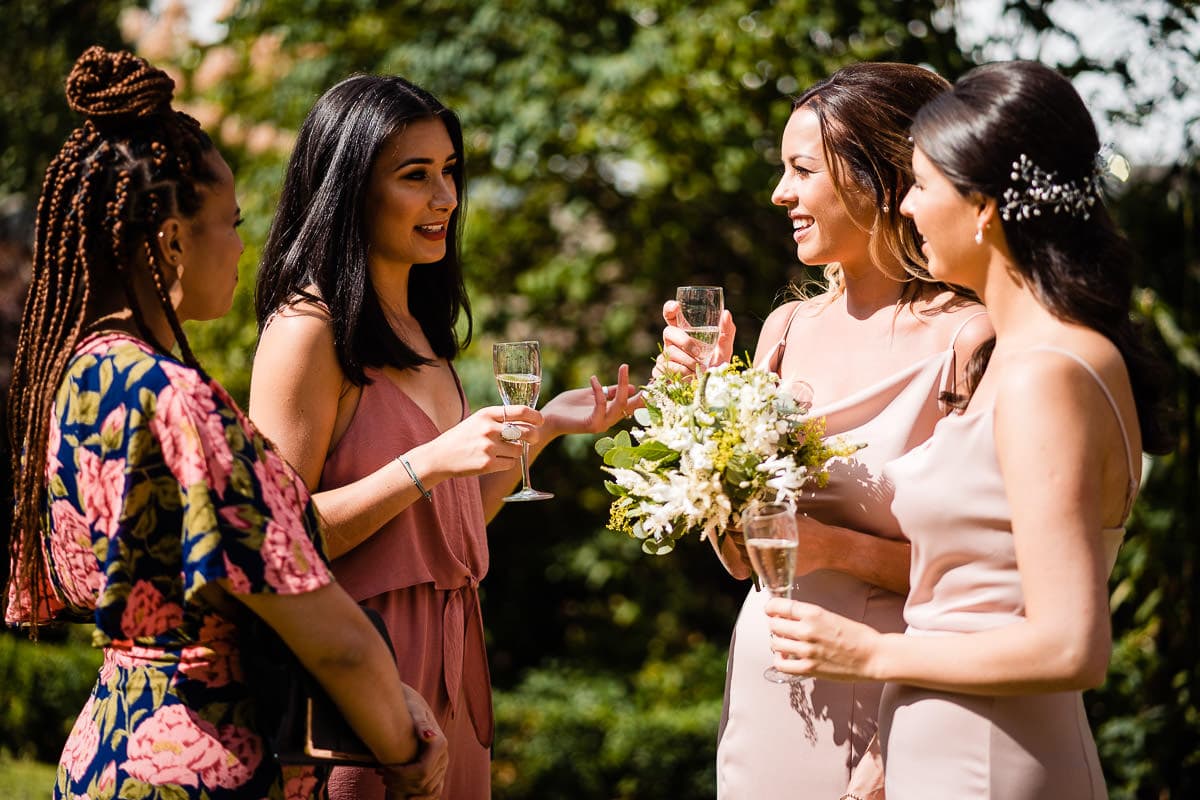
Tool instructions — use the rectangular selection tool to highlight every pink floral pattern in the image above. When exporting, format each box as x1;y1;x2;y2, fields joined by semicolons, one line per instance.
120;580;184;638
21;333;334;800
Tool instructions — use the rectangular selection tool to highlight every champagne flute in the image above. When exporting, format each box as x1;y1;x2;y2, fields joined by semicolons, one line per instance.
493;340;554;502
743;500;800;684
675;285;724;373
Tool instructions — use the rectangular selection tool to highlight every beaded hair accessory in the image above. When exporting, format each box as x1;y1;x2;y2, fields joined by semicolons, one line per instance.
999;151;1108;221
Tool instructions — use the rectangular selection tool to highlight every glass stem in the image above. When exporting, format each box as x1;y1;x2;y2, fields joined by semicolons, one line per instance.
519;441;533;490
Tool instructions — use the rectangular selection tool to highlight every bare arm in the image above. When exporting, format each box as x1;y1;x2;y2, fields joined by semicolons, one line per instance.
795;515;911;595
767;354;1125;694
250;309;537;557
235;583;423;765
844;733;885;800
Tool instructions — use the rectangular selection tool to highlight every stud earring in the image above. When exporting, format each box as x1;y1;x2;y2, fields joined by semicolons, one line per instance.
881;204;889;213
974;227;984;245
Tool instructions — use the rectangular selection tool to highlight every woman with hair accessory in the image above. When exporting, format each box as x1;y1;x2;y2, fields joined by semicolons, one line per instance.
249;74;634;799
656;62;991;799
765;60;1176;799
3;47;447;799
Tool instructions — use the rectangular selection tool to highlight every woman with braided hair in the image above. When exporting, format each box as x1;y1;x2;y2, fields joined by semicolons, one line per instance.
4;46;447;799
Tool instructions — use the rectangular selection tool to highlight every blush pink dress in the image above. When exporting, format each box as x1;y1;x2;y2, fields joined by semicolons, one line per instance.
322;366;492;800
879;347;1136;799
716;306;986;798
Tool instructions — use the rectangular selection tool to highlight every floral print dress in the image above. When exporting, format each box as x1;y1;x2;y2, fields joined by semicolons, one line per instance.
5;333;335;800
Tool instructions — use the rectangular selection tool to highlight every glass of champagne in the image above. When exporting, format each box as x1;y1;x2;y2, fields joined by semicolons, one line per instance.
493;340;554;502
743;500;800;684
675;285;723;373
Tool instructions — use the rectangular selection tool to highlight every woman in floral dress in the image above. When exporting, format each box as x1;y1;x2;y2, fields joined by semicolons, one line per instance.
3;47;446;799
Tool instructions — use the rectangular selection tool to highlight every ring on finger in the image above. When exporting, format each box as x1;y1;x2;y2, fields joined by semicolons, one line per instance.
500;422;522;442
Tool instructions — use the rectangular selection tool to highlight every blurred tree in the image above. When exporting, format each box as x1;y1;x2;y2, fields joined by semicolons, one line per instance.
0;0;149;201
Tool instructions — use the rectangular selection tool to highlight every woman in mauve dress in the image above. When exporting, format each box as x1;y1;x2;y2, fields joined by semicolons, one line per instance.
765;60;1175;799
658;62;990;800
249;75;635;800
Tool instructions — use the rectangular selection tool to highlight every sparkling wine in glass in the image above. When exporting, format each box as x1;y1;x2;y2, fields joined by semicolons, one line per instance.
493;340;553;502
743;500;800;684
675;285;724;373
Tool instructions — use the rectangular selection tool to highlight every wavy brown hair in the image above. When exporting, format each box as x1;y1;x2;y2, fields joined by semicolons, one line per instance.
790;62;962;305
4;46;216;632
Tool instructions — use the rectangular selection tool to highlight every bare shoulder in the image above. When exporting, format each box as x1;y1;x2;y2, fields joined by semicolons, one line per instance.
916;292;992;352
994;334;1133;440
755;295;829;357
259;297;335;356
767;294;833;332
253;294;346;397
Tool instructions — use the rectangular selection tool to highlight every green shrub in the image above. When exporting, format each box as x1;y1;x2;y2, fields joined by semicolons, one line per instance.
493;643;725;799
0;626;100;762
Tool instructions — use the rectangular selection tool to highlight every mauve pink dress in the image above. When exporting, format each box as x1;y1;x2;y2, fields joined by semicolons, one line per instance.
879;347;1135;799
322;366;492;800
716;306;986;798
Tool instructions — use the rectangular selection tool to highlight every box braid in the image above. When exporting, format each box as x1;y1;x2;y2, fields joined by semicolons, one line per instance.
4;46;216;632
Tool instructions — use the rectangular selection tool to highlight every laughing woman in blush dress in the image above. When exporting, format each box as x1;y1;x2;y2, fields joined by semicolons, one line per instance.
658;63;990;800
765;61;1176;799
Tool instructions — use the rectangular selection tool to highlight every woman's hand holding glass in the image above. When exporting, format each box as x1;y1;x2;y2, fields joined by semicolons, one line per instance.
763;595;882;683
743;500;801;684
493;340;554;502
405;404;542;491
654;294;737;380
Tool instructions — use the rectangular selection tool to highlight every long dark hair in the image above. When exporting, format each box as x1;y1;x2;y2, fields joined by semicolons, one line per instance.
912;60;1175;454
5;46;216;629
793;62;960;303
255;75;471;384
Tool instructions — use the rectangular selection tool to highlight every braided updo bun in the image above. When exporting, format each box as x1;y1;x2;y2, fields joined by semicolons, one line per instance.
7;47;219;632
65;46;175;130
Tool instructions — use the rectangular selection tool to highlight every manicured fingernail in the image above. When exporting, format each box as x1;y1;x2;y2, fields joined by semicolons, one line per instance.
422;728;436;738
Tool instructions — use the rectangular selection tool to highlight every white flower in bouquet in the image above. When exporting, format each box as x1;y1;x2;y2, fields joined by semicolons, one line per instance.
595;357;862;555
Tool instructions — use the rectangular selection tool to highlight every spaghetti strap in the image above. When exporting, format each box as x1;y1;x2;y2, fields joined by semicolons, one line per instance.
765;302;805;375
937;311;989;415
1030;345;1140;521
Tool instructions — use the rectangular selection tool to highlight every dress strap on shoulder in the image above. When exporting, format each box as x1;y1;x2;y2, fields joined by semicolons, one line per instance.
1029;345;1140;522
937;311;989;415
766;302;805;376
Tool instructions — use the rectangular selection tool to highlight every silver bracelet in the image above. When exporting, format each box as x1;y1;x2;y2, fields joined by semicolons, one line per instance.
839;794;867;800
397;456;432;502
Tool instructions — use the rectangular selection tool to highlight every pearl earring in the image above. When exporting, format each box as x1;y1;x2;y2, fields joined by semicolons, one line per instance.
974;227;984;245
881;204;889;213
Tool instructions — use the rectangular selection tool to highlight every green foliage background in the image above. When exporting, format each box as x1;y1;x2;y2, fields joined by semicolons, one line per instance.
1;1;1197;797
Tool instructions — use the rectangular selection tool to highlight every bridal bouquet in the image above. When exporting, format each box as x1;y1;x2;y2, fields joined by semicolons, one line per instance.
595;357;861;554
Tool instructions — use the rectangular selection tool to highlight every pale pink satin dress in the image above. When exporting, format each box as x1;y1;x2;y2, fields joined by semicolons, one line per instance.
716;306;986;798
322;366;492;800
879;347;1136;799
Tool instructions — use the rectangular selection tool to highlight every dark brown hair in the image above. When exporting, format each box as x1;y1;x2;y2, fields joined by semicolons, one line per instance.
4;46;217;631
912;60;1175;453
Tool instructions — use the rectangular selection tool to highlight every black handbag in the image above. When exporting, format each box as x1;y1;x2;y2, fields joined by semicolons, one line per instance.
245;605;395;766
